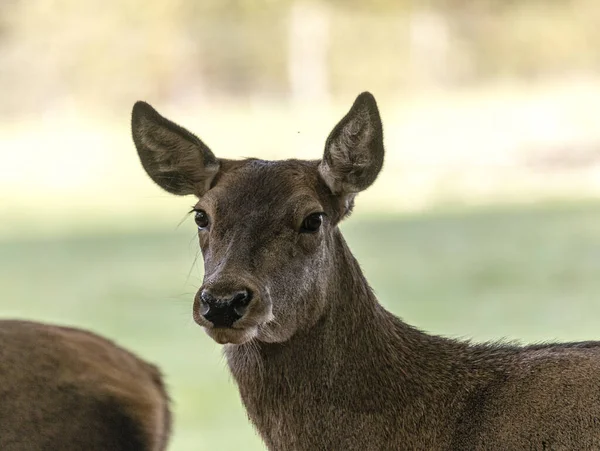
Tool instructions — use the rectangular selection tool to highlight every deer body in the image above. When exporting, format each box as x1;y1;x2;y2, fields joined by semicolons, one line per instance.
227;234;600;450
0;320;171;451
132;92;600;450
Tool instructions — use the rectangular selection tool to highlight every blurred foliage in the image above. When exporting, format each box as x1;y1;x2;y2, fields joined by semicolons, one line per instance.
0;0;598;115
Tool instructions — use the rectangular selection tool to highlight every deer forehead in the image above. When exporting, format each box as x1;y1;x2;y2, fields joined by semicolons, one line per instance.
200;159;325;217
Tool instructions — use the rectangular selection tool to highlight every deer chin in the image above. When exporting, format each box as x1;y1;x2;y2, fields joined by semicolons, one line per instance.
204;326;258;345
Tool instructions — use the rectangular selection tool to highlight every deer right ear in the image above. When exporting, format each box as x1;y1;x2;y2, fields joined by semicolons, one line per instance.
131;101;220;196
319;92;384;197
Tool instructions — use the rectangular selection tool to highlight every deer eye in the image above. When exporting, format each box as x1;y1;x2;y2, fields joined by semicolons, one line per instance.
194;210;210;229
300;213;323;233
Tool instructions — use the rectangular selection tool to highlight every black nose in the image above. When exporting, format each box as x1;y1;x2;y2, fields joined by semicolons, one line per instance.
199;289;252;327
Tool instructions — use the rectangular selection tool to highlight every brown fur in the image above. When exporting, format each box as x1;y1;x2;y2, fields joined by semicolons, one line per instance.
132;92;600;450
0;320;171;451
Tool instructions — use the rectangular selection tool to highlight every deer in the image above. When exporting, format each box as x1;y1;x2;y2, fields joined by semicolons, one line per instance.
132;91;600;450
0;319;171;451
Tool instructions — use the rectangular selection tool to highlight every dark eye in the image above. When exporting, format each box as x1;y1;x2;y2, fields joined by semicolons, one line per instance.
300;213;323;233
194;210;210;229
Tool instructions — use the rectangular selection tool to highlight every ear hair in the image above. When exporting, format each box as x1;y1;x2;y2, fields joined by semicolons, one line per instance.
319;92;384;197
131;101;219;196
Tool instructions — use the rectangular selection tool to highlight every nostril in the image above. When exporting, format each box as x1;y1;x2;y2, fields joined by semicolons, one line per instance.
231;290;252;317
199;290;213;316
198;299;210;316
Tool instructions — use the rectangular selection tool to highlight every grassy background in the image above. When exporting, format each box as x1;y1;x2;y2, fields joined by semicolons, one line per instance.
2;200;600;450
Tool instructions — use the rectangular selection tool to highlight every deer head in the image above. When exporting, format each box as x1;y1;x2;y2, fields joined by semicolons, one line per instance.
132;93;384;345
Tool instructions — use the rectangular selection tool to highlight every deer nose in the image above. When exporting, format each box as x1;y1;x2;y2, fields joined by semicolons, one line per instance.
199;289;252;327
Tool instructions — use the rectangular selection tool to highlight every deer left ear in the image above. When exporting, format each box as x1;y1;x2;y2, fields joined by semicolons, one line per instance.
131;101;220;196
319;92;384;196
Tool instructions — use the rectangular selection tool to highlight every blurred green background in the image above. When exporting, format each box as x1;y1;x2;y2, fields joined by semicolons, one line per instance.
1;1;600;450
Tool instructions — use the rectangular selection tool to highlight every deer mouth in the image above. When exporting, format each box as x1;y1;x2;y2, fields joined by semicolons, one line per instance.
192;300;264;344
204;325;259;345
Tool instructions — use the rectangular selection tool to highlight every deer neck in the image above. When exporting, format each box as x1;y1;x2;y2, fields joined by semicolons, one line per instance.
224;231;454;429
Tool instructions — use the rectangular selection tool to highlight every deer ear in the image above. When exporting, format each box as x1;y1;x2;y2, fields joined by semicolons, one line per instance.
131;101;220;196
319;92;384;196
